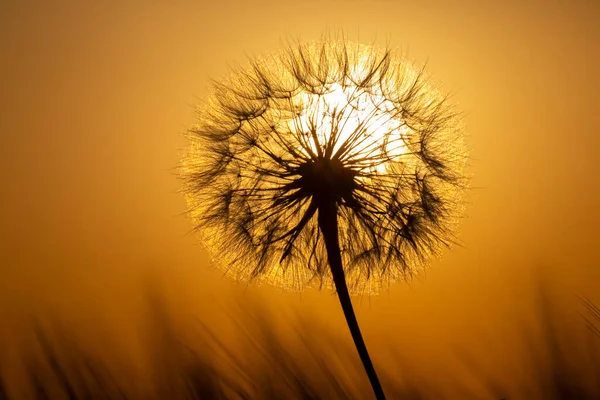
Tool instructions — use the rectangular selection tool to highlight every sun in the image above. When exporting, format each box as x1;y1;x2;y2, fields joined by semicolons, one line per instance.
288;82;411;177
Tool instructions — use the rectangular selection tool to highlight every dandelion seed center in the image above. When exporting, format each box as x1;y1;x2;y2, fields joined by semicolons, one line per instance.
296;157;357;203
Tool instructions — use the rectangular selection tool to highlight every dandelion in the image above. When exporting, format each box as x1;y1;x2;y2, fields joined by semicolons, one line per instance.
181;36;468;399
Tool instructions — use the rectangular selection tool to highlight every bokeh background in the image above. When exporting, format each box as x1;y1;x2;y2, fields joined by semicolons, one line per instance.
1;0;599;398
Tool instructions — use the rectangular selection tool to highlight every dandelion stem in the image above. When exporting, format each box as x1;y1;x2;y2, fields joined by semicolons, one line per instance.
318;200;386;400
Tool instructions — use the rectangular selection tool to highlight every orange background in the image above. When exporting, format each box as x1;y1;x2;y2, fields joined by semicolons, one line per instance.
1;0;599;397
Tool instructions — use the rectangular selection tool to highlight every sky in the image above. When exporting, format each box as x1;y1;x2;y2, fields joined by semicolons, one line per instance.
1;0;599;397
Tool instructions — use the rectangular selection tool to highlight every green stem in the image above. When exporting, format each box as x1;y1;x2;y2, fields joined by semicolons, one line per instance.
318;201;386;400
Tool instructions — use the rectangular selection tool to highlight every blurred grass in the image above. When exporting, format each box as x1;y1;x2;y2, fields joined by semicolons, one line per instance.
1;286;599;399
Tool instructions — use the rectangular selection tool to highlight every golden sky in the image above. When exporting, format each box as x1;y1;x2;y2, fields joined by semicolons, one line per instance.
1;0;599;397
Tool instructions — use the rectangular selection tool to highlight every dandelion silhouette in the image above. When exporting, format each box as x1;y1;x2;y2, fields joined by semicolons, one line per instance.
181;37;467;399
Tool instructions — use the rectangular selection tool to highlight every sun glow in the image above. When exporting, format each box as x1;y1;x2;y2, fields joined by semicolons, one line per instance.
289;82;411;175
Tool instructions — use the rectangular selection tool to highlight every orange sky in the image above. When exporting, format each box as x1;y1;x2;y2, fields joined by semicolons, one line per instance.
1;0;599;397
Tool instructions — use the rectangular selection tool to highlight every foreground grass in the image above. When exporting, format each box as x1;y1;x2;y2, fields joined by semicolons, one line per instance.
1;290;599;399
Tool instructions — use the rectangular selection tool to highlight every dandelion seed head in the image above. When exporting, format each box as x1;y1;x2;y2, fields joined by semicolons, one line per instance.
181;38;468;295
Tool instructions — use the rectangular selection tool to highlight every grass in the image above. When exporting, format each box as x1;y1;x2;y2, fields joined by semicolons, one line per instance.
0;288;599;399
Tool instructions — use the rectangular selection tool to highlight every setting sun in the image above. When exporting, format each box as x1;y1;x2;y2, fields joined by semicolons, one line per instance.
290;82;412;176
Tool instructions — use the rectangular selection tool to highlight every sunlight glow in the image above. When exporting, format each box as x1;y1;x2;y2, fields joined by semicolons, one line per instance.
289;83;410;176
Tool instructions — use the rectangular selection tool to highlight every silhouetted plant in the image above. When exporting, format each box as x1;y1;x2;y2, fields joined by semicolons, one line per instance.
25;322;127;400
4;285;600;399
579;296;600;339
527;292;600;399
0;376;7;400
180;35;468;399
